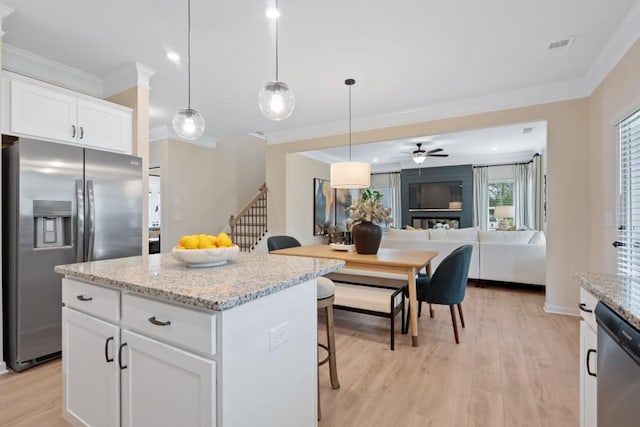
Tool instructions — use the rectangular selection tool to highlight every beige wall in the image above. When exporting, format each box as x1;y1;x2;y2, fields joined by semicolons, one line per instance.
588;39;640;273
268;98;591;314
285;153;330;245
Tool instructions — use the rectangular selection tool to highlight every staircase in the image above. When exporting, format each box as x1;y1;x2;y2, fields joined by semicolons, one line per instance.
229;183;268;252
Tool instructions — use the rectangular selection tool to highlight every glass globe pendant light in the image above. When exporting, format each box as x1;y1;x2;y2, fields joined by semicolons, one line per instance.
259;0;295;121
172;0;205;140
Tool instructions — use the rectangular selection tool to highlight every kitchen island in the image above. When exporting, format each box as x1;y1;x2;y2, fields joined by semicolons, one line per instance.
55;252;344;427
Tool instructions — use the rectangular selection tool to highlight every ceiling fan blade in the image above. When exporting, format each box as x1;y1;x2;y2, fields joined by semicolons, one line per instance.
426;148;443;155
428;153;449;157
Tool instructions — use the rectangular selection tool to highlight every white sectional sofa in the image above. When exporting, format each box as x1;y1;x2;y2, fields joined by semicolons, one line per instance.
380;227;546;286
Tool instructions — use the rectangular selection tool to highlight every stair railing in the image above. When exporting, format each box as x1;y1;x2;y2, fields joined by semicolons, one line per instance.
229;183;268;252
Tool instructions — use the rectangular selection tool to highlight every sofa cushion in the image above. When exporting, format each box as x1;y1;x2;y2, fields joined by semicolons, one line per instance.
478;230;535;243
387;227;429;240
528;230;546;245
429;227;477;242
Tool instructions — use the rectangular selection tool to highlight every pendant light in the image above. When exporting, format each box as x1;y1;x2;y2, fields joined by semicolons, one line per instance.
172;0;205;140
258;0;295;121
330;79;371;189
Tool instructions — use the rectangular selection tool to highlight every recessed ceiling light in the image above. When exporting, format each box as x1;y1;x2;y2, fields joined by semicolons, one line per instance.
491;147;498;151
266;8;280;19
167;51;180;62
373;158;379;163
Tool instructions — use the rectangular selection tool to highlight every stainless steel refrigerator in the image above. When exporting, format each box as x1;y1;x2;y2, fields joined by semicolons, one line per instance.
2;137;142;371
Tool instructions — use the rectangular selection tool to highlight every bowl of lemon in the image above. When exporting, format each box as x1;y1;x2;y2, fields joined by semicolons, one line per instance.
171;232;240;268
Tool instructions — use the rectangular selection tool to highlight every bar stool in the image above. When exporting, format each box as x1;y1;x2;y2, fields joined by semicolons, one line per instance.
317;277;340;420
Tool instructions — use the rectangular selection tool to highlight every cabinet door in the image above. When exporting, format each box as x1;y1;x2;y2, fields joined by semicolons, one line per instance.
62;308;120;427
10;80;77;143
580;321;597;427
77;99;132;153
120;330;216;427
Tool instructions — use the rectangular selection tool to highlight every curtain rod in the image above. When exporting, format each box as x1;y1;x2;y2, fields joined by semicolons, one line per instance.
473;153;540;168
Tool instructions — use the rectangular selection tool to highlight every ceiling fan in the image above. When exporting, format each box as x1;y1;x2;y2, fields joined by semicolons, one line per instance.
409;142;449;164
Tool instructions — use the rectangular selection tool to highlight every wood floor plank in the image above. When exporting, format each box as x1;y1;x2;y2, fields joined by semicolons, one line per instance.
0;284;579;427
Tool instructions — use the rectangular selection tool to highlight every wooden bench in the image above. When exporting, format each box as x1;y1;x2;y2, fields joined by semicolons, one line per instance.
325;273;407;350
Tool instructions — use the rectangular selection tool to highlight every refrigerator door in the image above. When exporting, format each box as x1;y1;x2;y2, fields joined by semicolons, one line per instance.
4;138;83;370
84;148;142;261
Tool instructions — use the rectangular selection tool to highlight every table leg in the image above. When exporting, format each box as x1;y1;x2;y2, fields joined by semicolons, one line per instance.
407;267;419;347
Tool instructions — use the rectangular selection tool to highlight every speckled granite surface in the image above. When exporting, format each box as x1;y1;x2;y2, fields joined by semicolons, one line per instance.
55;253;344;311
574;272;640;330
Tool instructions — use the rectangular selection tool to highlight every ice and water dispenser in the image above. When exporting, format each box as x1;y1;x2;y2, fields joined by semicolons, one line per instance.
33;200;72;248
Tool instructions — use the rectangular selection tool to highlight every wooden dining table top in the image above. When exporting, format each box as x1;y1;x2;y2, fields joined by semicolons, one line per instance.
270;244;437;270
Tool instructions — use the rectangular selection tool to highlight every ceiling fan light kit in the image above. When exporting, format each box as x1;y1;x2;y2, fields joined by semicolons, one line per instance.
172;0;206;140
330;78;371;189
259;0;295;121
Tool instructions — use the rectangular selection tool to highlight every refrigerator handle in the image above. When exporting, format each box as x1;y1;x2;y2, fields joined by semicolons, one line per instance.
75;179;84;263
87;180;96;262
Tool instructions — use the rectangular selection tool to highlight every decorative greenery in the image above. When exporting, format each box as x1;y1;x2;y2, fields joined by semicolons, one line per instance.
348;189;393;228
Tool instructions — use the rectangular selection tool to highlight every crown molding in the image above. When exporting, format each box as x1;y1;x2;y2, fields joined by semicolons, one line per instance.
149;125;217;149
0;3;13;36
266;79;588;144
583;2;640;95
2;44;103;97
103;62;157;97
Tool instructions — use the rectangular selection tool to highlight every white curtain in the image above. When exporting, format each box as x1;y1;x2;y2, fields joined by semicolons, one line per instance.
473;166;489;230
514;154;543;230
514;163;529;228
370;172;402;228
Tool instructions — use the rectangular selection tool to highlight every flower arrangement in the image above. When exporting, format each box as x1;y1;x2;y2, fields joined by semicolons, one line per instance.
348;189;393;228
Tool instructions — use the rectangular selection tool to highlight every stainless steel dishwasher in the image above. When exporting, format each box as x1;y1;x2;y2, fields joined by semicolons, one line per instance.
595;302;640;427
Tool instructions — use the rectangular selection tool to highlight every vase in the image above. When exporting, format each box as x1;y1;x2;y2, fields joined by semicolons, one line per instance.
352;222;382;254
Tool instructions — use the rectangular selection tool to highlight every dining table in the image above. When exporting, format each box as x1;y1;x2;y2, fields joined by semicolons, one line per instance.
270;244;438;347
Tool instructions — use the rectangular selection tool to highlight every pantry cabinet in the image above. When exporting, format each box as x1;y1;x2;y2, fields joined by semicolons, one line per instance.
3;72;132;154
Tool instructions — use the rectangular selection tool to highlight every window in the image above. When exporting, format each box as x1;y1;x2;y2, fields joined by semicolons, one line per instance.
617;108;640;275
488;180;514;229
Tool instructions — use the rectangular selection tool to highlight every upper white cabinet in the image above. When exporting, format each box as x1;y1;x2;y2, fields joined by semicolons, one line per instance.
3;73;133;154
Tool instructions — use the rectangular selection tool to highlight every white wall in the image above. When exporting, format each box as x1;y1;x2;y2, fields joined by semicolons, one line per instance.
285;153;330;245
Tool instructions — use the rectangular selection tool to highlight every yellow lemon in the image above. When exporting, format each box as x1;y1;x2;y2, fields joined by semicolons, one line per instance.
178;235;190;247
217;232;233;247
183;235;199;249
198;235;215;249
176;245;186;250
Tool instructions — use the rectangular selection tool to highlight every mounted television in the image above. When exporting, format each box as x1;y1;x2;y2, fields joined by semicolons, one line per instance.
408;181;462;210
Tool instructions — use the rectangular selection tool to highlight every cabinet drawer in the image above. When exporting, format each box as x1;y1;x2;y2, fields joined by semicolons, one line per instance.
580;287;598;332
121;293;216;356
62;278;120;322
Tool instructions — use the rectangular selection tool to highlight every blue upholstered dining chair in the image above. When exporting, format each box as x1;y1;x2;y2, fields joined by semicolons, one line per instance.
267;235;339;421
403;244;473;344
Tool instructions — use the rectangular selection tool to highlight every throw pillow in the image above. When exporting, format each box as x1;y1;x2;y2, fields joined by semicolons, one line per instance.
429;228;449;241
387;228;429;240
445;227;478;242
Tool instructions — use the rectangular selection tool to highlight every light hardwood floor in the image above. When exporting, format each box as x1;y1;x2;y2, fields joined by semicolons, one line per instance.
0;284;578;427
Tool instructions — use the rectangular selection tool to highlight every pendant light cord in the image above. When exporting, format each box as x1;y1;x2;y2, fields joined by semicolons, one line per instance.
187;0;192;109
348;83;352;161
275;0;279;82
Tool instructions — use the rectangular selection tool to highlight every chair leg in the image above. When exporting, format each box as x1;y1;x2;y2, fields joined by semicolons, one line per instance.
457;303;465;328
418;301;422;318
325;304;340;389
390;310;395;351
400;296;406;336
449;305;460;344
403;304;410;335
429;303;434;318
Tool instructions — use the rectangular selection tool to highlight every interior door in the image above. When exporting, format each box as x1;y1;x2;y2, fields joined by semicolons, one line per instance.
84;148;142;261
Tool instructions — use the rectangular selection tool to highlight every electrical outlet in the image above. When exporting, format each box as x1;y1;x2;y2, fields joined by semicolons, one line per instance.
269;321;289;350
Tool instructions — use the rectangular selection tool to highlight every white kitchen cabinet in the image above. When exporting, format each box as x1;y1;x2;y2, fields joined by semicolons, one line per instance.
62;307;120;427
3;72;132;154
120;330;216;427
579;288;598;427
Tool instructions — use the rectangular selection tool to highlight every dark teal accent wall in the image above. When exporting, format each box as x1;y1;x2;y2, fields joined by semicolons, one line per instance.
400;165;473;228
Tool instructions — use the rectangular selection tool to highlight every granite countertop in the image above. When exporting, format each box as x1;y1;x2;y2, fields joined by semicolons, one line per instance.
574;272;640;329
55;253;344;311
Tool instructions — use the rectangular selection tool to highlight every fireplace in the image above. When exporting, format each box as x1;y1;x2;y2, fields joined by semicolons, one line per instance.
412;217;460;229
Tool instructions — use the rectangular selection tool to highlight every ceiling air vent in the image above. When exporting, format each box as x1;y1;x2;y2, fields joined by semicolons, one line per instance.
545;36;576;56
522;127;534;134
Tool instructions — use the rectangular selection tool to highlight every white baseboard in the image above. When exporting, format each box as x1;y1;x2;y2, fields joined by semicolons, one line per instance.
0;361;8;375
544;303;580;316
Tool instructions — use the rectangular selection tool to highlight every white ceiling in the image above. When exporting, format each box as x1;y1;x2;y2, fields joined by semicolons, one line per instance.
300;121;547;172
1;0;639;145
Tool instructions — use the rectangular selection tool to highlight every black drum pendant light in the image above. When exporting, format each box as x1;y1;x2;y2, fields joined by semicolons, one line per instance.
259;0;295;121
172;0;206;140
